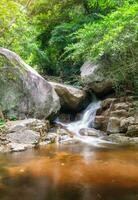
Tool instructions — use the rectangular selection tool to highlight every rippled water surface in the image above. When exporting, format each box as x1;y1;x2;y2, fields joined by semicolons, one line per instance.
0;143;138;200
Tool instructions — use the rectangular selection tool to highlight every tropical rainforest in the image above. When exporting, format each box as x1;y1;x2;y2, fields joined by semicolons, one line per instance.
0;1;138;200
0;0;137;94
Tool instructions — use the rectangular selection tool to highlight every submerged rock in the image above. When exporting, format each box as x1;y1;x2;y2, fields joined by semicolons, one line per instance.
50;82;88;112
0;48;60;119
79;128;100;137
80;61;113;96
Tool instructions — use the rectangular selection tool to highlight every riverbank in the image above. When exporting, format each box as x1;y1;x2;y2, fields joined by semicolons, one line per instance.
0;94;138;153
0;48;137;153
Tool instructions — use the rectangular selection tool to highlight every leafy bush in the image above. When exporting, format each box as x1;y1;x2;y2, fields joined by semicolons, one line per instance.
0;0;137;95
66;2;138;95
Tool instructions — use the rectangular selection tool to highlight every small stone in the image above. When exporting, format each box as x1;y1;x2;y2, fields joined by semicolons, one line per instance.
10;143;28;152
46;133;57;143
79;128;99;137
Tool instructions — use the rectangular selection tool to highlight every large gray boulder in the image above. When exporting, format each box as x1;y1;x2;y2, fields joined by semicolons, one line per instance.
50;82;88;112
0;48;60;119
80;61;113;95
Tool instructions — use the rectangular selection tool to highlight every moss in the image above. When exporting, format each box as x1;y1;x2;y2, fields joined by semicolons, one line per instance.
0;119;5;127
126;130;138;137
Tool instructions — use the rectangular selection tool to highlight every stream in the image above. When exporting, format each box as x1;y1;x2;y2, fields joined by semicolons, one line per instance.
0;99;138;200
55;97;109;146
0;144;138;200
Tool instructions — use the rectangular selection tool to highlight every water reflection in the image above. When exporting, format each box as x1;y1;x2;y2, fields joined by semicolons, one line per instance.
0;143;138;200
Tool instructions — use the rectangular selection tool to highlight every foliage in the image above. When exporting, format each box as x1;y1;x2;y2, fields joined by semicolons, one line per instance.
0;119;5;128
0;0;38;65
66;2;138;95
0;0;137;95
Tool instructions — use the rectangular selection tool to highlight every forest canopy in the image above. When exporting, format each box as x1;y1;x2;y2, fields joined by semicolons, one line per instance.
0;0;137;95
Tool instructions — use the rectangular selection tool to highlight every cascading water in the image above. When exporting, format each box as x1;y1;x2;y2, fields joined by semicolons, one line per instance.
55;95;109;146
62;100;101;136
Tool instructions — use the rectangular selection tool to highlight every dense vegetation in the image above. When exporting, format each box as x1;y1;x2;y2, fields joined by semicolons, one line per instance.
0;0;137;94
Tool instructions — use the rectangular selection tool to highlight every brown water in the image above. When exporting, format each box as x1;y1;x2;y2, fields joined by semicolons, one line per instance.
0;143;138;200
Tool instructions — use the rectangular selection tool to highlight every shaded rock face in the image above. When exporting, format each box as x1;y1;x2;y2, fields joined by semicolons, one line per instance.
50;82;88;112
94;97;138;137
0;48;60;119
80;61;113;96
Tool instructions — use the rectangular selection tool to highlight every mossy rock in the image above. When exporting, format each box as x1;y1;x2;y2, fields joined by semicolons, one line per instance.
0;48;60;119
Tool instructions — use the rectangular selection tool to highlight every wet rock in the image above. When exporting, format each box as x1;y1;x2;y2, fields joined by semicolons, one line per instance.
80;61;113;95
10;143;28;152
57;113;73;123
79;128;99;137
0;145;11;153
60;138;79;144
45;133;57;143
50;82;88;112
94;116;108;131
0;48;60;119
103;134;138;145
57;128;73;137
107;117;121;134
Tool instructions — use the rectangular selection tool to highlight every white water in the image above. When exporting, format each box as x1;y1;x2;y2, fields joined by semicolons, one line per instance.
63;101;101;135
56;97;109;146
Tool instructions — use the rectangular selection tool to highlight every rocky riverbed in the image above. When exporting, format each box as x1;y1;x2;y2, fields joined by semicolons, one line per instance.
94;96;138;144
0;48;137;153
0;119;78;153
0;95;138;153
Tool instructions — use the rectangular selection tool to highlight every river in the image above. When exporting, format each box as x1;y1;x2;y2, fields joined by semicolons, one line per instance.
0;143;138;200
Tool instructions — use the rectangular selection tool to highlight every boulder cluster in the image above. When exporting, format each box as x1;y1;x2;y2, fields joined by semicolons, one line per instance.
94;97;138;144
0;48;137;151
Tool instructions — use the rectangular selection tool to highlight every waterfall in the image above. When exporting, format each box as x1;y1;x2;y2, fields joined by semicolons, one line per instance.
55;95;109;146
62;100;101;136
